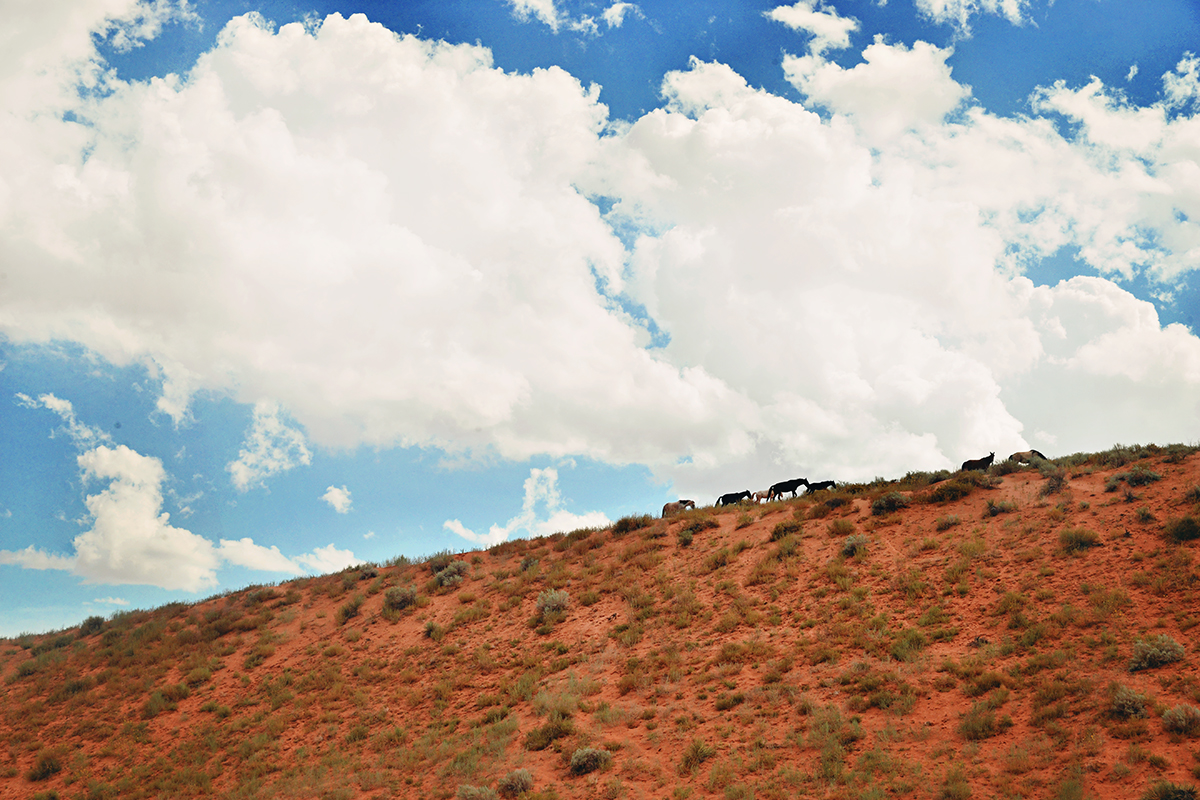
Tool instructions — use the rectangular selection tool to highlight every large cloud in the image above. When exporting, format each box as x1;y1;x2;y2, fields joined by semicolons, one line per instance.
2;2;1199;503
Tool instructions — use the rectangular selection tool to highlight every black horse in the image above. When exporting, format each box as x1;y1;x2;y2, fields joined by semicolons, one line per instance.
768;478;807;501
961;452;995;472
717;491;752;506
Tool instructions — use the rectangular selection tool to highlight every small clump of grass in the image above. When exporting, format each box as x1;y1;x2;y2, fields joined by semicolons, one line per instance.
1140;781;1199;800
1165;516;1200;543
1059;528;1100;555
336;594;365;625
771;520;802;541
524;714;573;751
984;499;1017;517
935;515;960;532
679;738;716;774
612;514;653;536
25;752;62;782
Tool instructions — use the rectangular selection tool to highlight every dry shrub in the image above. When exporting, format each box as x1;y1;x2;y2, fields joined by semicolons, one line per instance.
1165;516;1200;543
569;747;613;775
1163;704;1200;736
497;769;534;798
1129;634;1185;671
872;492;910;516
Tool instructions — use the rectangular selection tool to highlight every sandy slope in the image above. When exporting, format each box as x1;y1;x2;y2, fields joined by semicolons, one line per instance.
2;447;1199;799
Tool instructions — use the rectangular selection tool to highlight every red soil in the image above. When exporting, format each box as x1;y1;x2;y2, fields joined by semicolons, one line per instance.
2;448;1199;799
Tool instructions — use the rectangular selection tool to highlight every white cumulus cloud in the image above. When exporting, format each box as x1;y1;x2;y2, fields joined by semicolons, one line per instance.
321;485;353;513
73;444;222;590
1;5;1198;506
3;395;357;588
293;543;360;573
445;467;611;547
766;1;859;54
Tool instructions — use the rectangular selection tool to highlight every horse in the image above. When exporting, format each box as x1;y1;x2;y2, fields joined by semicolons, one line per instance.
805;480;836;493
768;478;807;501
717;491;752;506
1008;450;1047;464
662;499;696;518
961;452;995;472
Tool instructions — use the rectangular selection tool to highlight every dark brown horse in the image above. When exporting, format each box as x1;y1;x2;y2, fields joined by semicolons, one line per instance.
960;452;995;472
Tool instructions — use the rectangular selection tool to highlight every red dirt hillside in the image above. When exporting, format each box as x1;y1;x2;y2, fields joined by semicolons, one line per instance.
3;443;1200;800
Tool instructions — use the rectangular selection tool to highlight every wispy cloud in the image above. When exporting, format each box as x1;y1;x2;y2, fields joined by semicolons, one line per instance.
16;393;112;448
227;402;312;492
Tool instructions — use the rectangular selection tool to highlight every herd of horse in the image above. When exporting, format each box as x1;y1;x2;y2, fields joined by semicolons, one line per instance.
661;449;1049;518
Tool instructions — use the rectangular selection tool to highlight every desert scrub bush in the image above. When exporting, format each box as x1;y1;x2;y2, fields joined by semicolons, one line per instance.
497;769;534;798
426;550;456;573
1040;465;1068;496
1059;527;1100;554
679;738;717;774
1141;781;1199;800
677;528;694;547
958;692;1013;740
1130;634;1185;671
1165;516;1200;543
714;692;745;711
435;560;470;588
25;751;62;781
841;534;868;558
456;786;499;800
569;747;613;775
612;514;653;536
1124;465;1163;486
936;515;960;532
524;714;573;750
891;628;928;662
680;514;719;532
983;499;1017;517
937;763;971;800
827;518;855;538
1109;684;1150;719
79;615;105;636
384;585;418;612
424;621;446;642
1163;704;1200;736
926;481;974;504
770;519;802;541
735;512;754;529
535;589;570;616
872;492;909;516
336;594;364;625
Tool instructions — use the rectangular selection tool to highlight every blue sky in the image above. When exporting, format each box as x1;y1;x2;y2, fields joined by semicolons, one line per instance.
2;0;1200;636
